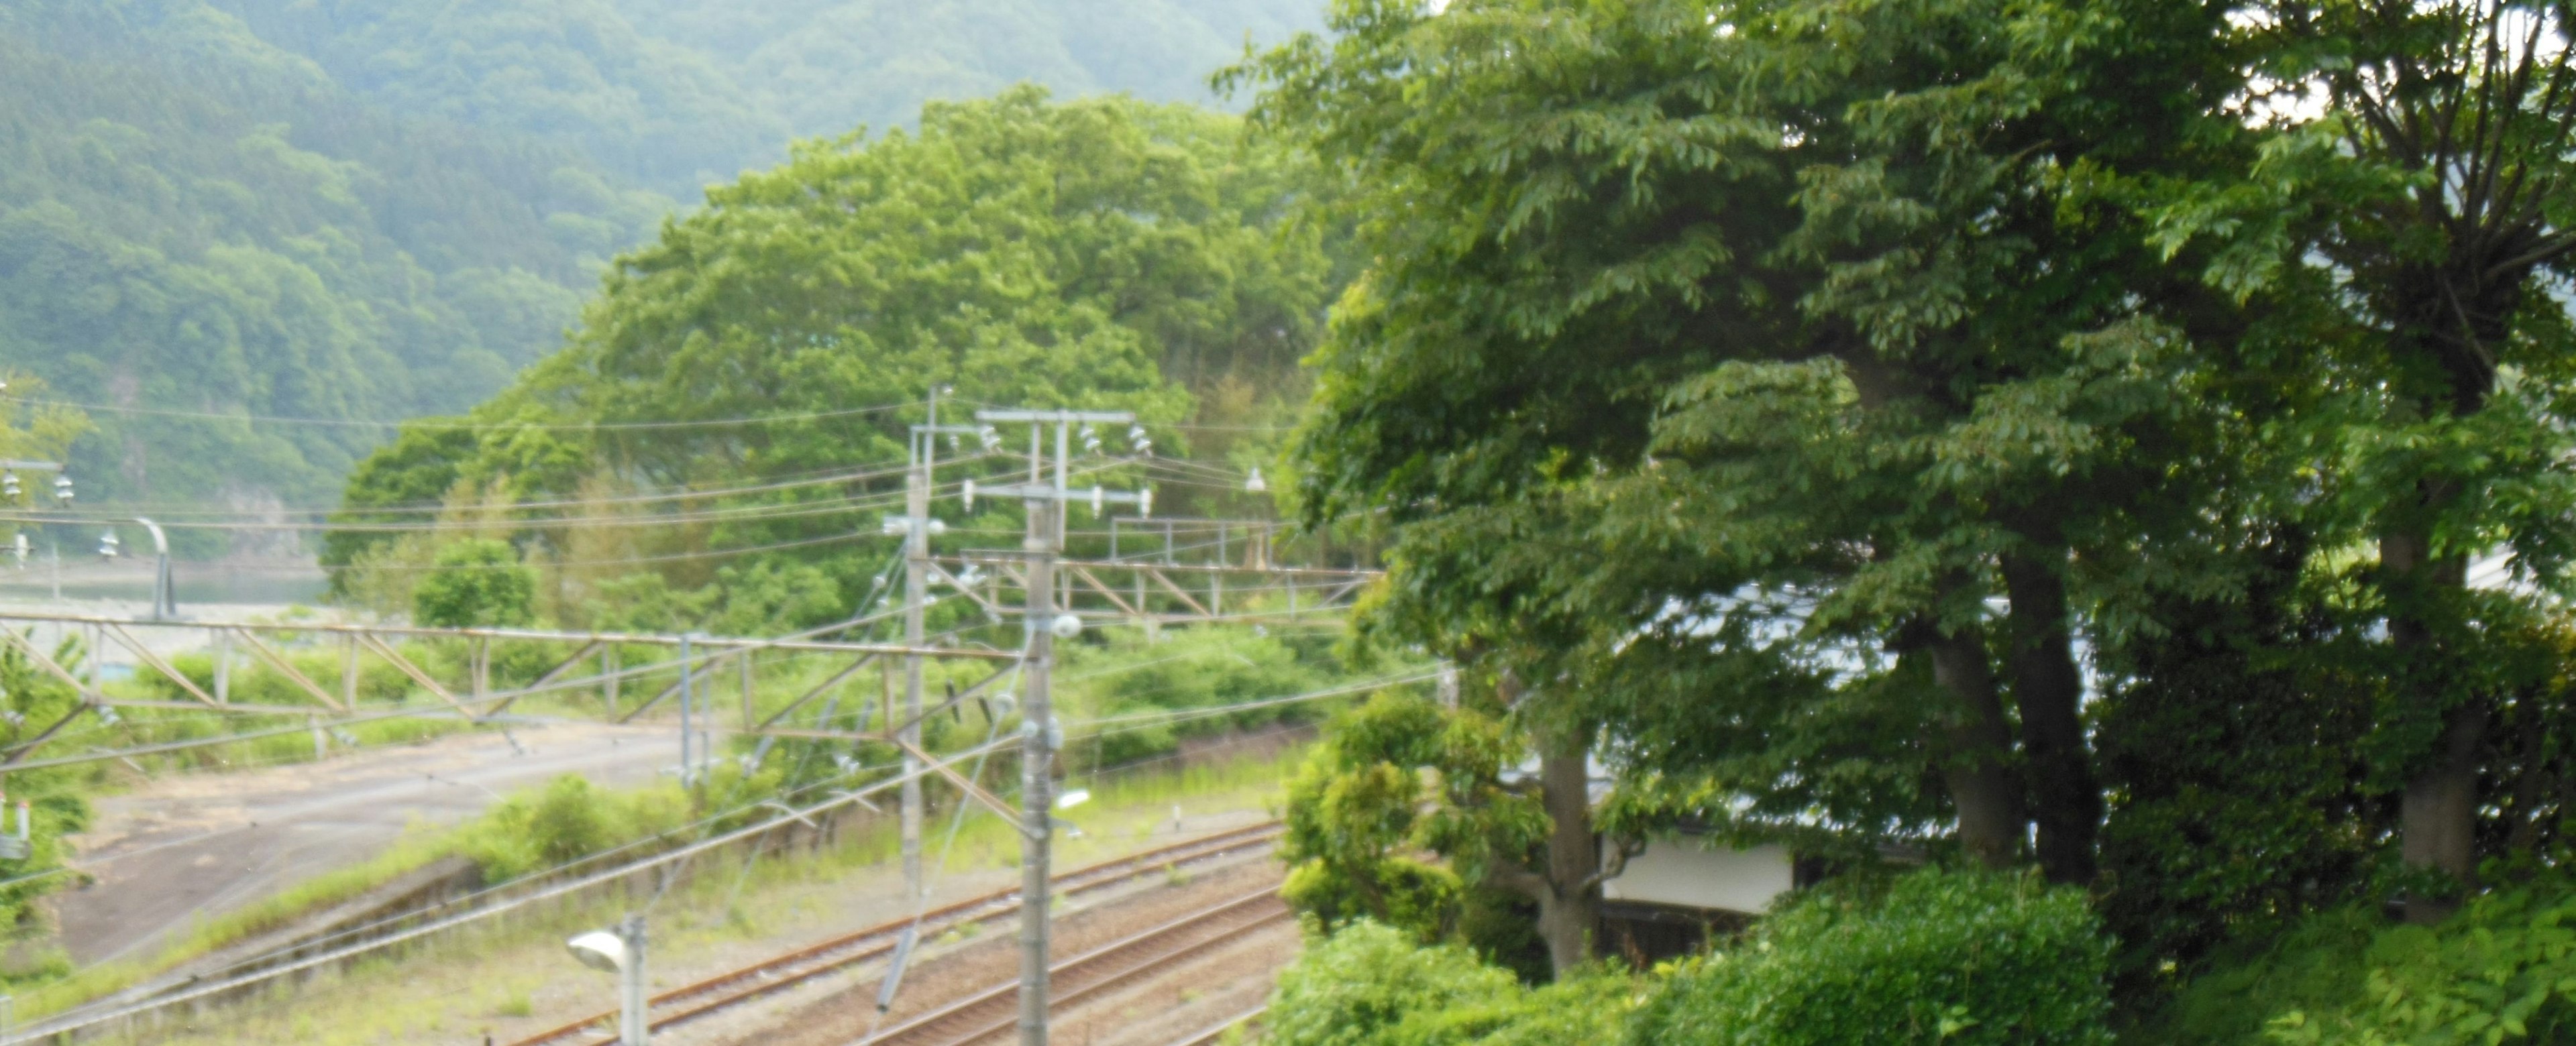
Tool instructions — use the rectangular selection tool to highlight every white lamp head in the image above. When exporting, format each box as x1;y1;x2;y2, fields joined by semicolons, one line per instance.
567;930;628;973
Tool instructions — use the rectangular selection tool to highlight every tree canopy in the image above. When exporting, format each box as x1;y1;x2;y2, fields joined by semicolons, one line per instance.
0;0;1325;529
327;88;1341;627
1230;0;2576;1004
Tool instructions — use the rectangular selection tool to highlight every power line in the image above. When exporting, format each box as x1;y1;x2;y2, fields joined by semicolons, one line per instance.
1;396;917;432
83;457;952;520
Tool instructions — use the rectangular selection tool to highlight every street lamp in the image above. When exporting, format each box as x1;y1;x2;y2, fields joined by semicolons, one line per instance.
567;915;648;1045
132;518;174;620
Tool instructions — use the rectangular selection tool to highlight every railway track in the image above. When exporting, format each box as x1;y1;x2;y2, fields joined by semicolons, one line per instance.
1170;1006;1267;1046
507;821;1283;1046
851;888;1293;1046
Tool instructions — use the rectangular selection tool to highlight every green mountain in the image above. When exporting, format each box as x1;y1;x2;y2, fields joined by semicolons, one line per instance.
206;0;1321;196
0;0;1321;534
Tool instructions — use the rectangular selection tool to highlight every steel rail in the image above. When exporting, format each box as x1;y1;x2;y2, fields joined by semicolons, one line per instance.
511;822;1284;1046
1171;1005;1267;1046
854;888;1292;1046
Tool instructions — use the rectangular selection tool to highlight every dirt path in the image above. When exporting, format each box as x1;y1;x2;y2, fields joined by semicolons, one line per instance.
56;720;680;966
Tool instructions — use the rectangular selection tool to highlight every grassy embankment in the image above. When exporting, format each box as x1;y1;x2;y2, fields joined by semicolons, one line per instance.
83;746;1301;1046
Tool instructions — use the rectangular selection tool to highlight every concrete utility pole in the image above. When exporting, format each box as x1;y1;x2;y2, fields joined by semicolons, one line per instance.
678;632;695;791
901;388;937;905
891;386;983;907
973;408;1145;1046
1018;424;1057;1046
566;915;648;1045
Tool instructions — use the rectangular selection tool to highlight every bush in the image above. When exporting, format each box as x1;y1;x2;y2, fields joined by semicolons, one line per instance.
461;775;690;882
2143;879;2576;1045
1627;868;2114;1045
1265;920;1631;1046
414;539;537;628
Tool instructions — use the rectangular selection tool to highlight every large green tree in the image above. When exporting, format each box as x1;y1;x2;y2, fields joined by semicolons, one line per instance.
1234;0;2266;969
2148;0;2576;923
330;88;1338;622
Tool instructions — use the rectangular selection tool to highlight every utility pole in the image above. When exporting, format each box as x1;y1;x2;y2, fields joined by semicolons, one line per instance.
902;391;933;906
972;408;1146;1046
890;386;984;907
678;632;695;791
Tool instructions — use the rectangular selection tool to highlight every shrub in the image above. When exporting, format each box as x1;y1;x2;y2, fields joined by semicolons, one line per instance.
2247;881;2576;1045
413;539;537;628
1627;868;2114;1045
1265;920;1631;1046
462;774;689;882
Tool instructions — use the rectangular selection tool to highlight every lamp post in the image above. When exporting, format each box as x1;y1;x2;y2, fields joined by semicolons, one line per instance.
131;518;172;620
567;915;648;1045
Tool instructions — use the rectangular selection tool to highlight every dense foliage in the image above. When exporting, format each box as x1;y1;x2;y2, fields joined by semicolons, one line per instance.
0;0;1322;525
203;0;1324;196
1264;919;1634;1046
1227;0;2576;1035
1627;871;2114;1045
0;0;656;516
327;87;1339;627
1265;868;2110;1046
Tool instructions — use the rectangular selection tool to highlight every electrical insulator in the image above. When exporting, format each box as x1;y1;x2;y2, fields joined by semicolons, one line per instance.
51;473;71;504
3;473;19;500
97;531;119;559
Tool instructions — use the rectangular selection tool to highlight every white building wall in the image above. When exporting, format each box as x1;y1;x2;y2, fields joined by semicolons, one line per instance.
1599;837;1794;915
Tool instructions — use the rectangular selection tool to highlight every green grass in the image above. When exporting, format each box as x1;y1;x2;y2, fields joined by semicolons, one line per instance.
79;744;1303;1045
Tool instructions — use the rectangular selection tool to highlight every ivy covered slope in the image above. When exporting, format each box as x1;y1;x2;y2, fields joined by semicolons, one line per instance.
327;89;1338;626
0;0;665;512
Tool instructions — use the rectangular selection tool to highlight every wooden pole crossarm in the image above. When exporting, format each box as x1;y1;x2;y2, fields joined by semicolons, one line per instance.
0;628;95;701
890;736;1022;827
3;702;93;764
1067;565;1141;617
1145;567;1214;618
882;662;1018;742
232;629;347;713
101;623;218;707
485;640;602;717
753;654;877;732
357;634;472;718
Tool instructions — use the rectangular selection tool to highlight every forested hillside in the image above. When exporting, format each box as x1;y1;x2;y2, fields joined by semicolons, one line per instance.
326;89;1336;630
0;1;667;519
0;0;1321;531
205;0;1323;195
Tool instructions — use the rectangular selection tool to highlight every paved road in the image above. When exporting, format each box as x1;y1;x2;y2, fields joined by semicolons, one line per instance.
56;721;682;966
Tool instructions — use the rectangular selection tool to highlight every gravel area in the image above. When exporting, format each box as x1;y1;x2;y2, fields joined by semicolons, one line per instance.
712;855;1291;1046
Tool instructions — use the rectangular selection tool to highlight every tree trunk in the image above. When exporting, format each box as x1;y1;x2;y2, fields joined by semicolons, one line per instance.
2385;527;2483;924
2000;551;2102;885
2506;689;2552;859
1924;626;2025;868
1532;710;1600;977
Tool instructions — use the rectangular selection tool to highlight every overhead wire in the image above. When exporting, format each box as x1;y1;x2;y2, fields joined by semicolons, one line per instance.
0;396;918;432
